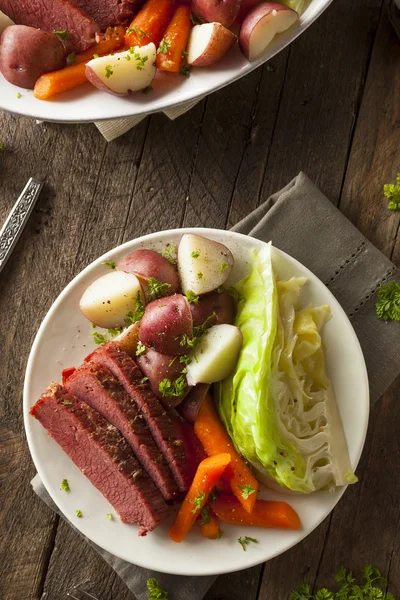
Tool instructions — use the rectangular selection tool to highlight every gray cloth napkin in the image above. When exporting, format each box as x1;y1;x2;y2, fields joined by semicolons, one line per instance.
32;171;400;598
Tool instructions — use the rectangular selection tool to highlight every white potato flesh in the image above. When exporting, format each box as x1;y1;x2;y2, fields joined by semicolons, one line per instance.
79;271;144;328
85;43;156;95
187;23;236;67
186;324;243;385
178;233;234;294
0;11;14;33
240;3;298;60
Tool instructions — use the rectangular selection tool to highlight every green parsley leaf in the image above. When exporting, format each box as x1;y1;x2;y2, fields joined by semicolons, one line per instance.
190;490;206;514
199;505;211;525
107;513;113;520
196;272;203;280
142;85;153;95
136;341;146;356
130;50;148;70
67;52;76;66
107;327;122;338
53;30;69;39
93;53;99;59
190;250;200;258
238;536;258;551
146;578;168;599
384;173;400;211
62;398;73;406
185;290;199;303
60;479;70;492
181;50;188;58
159;375;186;398
226;286;245;304
105;64;113;78
0;142;4;151
162;244;177;264
208;489;219;503
238;484;256;500
91;331;108;345
140;376;149;383
16;92;21;99
193;312;217;337
157;38;171;54
102;260;116;269
180;355;192;365
219;262;229;272
127;26;149;37
76;509;83;518
179;65;191;77
179;333;200;349
147;277;171;300
125;292;145;324
376;281;400;321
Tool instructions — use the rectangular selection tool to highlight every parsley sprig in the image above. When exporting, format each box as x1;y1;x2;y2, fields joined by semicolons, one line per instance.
238;536;258;551
290;565;395;600
190;490;206;514
185;290;199;303
162;244;177;264
376;281;400;321
238;484;256;500
60;479;70;492
102;260;116;269
199;505;211;525
159;375;186;397
384;173;400;211
125;292;145;324
148;277;171;300
147;578;168;599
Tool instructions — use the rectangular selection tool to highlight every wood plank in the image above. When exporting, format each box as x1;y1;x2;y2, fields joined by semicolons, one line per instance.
204;565;263;600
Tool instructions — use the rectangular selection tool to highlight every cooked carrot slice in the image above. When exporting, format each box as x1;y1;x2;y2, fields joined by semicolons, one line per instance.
194;394;259;513
199;506;222;539
169;453;231;543
212;495;301;530
75;26;126;64
156;4;192;72
125;0;175;48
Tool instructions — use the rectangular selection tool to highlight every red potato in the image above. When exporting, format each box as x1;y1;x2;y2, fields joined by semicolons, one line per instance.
177;383;209;423
139;294;193;355
117;249;180;297
192;0;241;28
115;322;141;357
187;22;236;67
239;2;299;60
190;290;236;327
0;25;66;89
136;347;190;407
236;0;262;23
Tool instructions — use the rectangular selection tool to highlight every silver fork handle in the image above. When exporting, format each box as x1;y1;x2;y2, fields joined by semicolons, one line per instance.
0;178;44;274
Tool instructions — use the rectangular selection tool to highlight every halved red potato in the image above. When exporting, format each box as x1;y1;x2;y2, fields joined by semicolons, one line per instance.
136;347;190;407
192;0;241;28
187;23;237;67
139;294;193;355
239;2;298;61
117;249;179;297
190;290;236;327
85;43;156;96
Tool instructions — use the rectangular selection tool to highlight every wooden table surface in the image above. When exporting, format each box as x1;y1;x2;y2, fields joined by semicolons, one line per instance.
1;1;399;598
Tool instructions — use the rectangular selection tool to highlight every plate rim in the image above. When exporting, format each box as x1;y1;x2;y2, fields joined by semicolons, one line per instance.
23;226;370;575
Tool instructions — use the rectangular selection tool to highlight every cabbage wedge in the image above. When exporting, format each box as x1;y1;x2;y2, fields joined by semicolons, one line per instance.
215;243;356;494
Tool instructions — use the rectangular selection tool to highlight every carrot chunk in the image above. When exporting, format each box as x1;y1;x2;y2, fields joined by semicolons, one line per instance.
169;453;231;543
75;26;126;64
125;0;175;48
212;495;301;530
156;4;192;72
199;506;222;539
194;394;259;513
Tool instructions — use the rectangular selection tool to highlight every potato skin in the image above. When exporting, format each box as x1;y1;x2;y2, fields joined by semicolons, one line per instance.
136;347;190;407
192;0;241;28
190;290;236;327
118;249;180;296
0;25;66;89
139;294;193;355
188;23;237;67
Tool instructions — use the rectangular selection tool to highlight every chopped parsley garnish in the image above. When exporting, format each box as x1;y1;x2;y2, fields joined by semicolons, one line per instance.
168;356;177;367
76;509;83;518
179;65;191;77
376;281;400;321
136;341;146;356
190;13;200;25
185;290;199;303
107;513;113;520
180;355;192;365
0;142;4;151
67;52;76;66
209;489;218;503
107;327;122;338
125;54;132;61
105;64;113;78
125;292;145;324
238;484;256;500
179;333;199;349
53;30;69;39
140;376;149;384
142;85;153;95
60;479;70;492
62;399;73;406
128;48;149;70
190;490;206;514
157;38;171;54
199;506;211;525
191;250;200;258
384;172;400;211
290;565;395;600
219;262;229;272
162;244;177;264
93;53;99;59
16;92;21;99
159;375;186;398
196;272;203;280
91;331;108;345
126;26;149;37
147;277;171;300
181;50;188;58
102;260;116;269
226;286;245;304
238;536;258;551
147;578;168;600
193;312;217;337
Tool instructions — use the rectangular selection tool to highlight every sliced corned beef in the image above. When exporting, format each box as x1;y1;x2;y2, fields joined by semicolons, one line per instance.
72;0;139;32
0;0;98;52
30;384;168;534
87;342;196;492
65;363;177;501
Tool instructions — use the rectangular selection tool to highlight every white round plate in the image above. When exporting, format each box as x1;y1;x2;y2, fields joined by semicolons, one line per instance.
1;1;332;122
24;228;369;576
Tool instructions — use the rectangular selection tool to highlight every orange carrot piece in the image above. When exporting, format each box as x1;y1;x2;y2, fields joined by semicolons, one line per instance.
169;453;231;543
212;495;301;530
194;394;259;513
125;0;175;48
199;506;222;540
156;4;192;72
34;29;126;100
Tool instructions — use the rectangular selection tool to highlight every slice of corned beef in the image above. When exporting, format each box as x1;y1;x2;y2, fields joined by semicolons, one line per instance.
30;384;168;534
0;0;98;52
72;0;139;32
87;342;196;492
65;363;177;501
